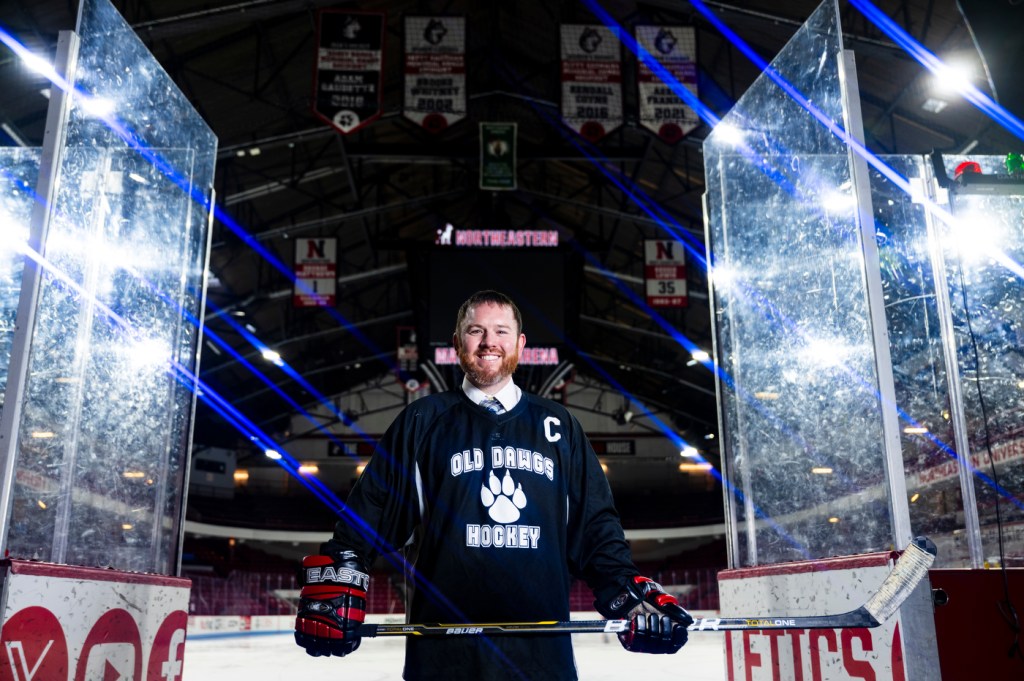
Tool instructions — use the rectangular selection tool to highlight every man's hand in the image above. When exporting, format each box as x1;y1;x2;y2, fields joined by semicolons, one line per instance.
294;551;369;657
596;575;693;654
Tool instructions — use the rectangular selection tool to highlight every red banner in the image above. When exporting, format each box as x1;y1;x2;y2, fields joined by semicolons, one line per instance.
636;26;699;144
644;239;687;308
403;16;466;133
313;11;385;134
294;237;337;308
560;25;623;142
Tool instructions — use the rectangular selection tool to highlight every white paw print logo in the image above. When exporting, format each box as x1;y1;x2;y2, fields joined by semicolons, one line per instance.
480;470;527;523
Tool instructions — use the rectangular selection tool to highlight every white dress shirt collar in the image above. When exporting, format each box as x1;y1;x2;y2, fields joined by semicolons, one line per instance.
461;376;521;412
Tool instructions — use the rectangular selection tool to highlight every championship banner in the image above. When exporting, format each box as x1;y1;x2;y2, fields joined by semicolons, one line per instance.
313;10;385;135
636;26;699;144
294;237;337;308
644;239;687;308
403;16;467;133
560;24;623;142
480;122;517;191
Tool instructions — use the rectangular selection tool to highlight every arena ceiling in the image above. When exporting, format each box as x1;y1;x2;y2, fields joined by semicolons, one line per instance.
2;0;1022;499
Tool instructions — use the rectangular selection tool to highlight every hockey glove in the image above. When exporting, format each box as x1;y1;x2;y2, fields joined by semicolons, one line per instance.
294;551;369;657
596;575;693;654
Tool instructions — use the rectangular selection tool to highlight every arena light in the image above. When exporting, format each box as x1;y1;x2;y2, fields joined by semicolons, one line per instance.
930;60;974;96
679;462;713;473
233;469;249;483
298;463;319;475
679;446;700;458
687;349;710;366
264;448;282;460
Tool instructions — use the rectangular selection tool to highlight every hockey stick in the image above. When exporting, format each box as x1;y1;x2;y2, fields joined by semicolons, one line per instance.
357;536;936;637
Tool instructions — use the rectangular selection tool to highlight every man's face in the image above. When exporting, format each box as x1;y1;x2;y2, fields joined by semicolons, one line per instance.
454;302;526;391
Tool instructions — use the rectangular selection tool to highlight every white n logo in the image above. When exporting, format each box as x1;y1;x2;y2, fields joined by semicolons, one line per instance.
5;640;54;681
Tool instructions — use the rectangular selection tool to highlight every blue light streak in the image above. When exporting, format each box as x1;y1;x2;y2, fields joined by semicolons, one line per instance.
849;0;1024;142
14;236;483;624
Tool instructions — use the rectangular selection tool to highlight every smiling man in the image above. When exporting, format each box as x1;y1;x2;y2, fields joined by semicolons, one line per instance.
295;290;692;680
454;294;526;393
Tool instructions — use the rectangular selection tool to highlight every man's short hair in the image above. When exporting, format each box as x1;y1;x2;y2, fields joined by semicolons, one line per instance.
454;290;523;337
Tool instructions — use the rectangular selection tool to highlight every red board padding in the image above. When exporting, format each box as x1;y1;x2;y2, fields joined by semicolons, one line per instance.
929;568;1024;678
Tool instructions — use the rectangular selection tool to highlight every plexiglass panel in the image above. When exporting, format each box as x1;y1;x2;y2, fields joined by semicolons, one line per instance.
0;149;40;409
934;155;1024;566
704;0;896;566
4;0;215;574
869;155;973;567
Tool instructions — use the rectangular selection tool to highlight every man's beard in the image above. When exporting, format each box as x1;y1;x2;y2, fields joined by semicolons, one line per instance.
458;346;519;388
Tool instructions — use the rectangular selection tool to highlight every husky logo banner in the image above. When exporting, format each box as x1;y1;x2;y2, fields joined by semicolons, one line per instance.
403;16;467;133
313;10;385;135
636;25;699;144
559;24;623;142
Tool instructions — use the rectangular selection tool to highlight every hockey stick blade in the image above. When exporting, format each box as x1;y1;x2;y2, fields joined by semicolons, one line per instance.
358;536;936;638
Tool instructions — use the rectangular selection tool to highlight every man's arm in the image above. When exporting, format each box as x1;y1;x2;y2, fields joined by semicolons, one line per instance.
563;413;692;655
294;408;424;658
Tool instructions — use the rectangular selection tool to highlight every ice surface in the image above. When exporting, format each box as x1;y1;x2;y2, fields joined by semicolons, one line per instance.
184;630;726;681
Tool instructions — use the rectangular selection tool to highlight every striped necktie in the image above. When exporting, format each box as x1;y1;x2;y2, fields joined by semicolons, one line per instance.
480;396;505;415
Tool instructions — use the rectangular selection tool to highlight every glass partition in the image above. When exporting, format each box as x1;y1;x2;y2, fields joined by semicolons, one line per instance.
2;0;216;574
0;149;40;409
704;0;898;566
932;155;1024;566
868;155;974;566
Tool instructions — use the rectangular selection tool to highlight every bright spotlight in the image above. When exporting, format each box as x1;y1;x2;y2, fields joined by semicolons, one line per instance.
932;61;973;95
713;121;745;147
947;210;1003;263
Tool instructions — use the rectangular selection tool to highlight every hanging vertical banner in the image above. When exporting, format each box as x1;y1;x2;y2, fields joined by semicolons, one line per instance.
313;10;385;135
636;26;699;144
294;237;337;308
479;122;517;190
644;239;687;308
403;16;467;133
560;24;623;142
396;326;426;392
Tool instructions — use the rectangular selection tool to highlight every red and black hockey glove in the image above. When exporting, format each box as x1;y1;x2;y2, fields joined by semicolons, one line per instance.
294;551;369;658
596;575;693;654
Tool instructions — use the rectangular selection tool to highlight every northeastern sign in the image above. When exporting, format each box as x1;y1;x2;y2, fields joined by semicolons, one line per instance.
313;10;385;134
435;224;558;247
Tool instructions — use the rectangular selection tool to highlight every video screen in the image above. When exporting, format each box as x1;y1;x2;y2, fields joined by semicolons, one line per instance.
424;248;576;347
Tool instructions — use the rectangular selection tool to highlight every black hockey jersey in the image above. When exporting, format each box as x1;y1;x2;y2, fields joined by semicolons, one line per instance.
323;388;638;680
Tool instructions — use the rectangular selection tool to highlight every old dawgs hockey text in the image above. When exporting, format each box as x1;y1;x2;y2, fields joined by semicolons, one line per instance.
466;523;540;549
458;444;554;551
